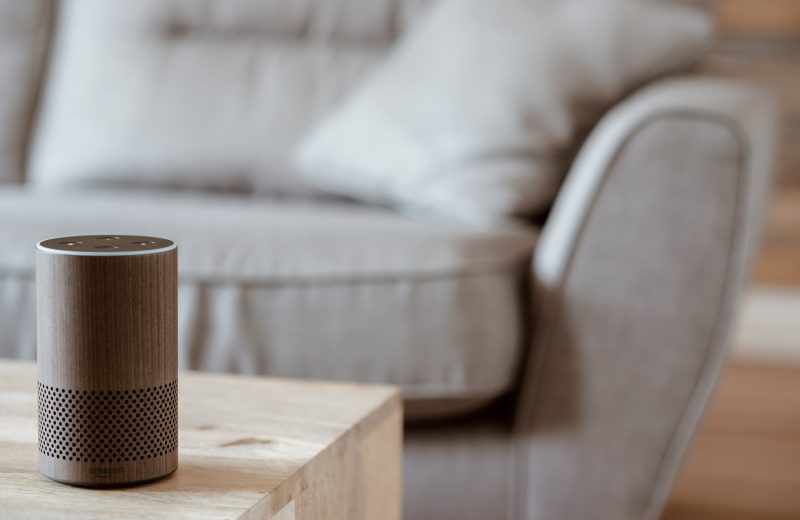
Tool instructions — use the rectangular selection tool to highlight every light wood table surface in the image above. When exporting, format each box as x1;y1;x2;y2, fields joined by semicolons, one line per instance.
0;361;402;519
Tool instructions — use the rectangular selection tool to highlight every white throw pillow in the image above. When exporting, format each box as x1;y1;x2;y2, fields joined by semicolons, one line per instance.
295;0;713;222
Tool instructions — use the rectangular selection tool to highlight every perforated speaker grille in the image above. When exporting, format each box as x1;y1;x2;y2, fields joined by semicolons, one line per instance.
37;381;178;463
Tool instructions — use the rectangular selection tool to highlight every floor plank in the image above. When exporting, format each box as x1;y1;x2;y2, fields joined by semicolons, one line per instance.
662;361;800;519
754;185;800;286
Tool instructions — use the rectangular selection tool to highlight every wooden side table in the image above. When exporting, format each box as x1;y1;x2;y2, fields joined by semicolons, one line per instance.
0;361;402;519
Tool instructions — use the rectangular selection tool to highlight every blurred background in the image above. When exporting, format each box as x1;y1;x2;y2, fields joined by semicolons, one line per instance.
708;0;800;356
666;3;800;519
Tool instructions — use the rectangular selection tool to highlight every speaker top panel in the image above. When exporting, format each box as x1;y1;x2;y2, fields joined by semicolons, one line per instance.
37;235;176;256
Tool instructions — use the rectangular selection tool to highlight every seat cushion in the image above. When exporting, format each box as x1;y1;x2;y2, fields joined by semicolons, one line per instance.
0;187;536;418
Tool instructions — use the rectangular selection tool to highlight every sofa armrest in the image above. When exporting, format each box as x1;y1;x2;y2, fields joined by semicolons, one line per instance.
512;77;779;520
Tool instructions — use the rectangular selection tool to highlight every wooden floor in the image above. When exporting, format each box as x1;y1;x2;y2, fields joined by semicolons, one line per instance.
754;185;800;286
662;360;800;520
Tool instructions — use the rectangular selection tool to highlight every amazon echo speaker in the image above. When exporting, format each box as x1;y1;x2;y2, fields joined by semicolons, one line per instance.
36;235;178;486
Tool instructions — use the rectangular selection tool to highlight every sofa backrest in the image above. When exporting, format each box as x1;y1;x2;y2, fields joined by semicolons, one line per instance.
0;0;53;184
26;0;429;194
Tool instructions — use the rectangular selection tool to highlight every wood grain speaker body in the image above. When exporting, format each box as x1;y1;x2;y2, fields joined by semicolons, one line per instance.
36;235;178;486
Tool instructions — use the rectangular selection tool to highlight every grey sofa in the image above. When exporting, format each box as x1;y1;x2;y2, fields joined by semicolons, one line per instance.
0;1;779;519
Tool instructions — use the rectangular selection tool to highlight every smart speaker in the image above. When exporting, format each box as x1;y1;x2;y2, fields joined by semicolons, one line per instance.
36;235;178;486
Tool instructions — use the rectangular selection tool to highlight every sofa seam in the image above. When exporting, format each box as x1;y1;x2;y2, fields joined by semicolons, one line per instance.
0;256;533;288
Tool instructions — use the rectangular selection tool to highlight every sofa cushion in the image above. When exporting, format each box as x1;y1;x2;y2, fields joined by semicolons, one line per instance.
0;187;537;418
296;0;712;222
28;0;430;195
0;0;52;183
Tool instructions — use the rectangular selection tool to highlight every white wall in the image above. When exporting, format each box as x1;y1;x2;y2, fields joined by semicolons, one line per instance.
731;287;800;361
